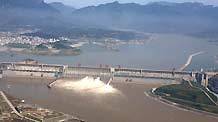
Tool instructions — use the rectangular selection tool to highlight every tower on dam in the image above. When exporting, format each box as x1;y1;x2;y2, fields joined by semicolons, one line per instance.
195;72;209;87
0;70;2;78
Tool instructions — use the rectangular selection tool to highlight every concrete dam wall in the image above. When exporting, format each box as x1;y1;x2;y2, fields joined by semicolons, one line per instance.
0;62;195;80
3;70;56;78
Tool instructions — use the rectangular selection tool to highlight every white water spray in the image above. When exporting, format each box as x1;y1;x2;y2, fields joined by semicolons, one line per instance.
55;76;118;94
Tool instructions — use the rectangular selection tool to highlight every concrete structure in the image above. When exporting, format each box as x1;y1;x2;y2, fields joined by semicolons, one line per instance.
65;66;111;78
0;62;217;87
195;72;218;87
0;62;64;78
114;68;192;80
0;70;2;78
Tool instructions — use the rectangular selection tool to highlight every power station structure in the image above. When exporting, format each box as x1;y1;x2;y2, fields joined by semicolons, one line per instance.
0;61;217;87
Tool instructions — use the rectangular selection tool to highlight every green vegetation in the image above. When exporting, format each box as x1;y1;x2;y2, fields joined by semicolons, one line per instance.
58;48;81;56
4;40;81;56
191;81;218;102
35;44;49;50
23;28;146;41
6;43;31;49
154;81;218;114
52;40;73;49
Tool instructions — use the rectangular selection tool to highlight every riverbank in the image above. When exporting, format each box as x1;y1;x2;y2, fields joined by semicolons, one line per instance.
146;90;218;119
178;51;204;71
0;46;81;56
0;90;85;122
150;80;218;117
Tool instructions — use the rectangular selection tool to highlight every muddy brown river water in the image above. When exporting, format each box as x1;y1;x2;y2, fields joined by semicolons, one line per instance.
0;77;218;122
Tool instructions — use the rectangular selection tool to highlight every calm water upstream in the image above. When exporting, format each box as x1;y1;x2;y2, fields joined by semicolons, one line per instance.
0;34;217;71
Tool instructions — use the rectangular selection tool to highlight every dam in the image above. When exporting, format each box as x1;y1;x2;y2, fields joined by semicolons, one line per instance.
0;62;193;79
1;61;217;86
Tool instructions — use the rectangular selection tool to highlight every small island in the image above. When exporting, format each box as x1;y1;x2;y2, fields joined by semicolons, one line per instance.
0;30;152;56
1;40;81;56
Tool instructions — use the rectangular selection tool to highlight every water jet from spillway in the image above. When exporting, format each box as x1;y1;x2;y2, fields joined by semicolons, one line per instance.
55;76;118;94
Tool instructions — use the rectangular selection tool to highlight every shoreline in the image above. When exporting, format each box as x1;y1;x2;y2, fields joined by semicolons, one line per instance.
147;90;218;118
179;51;204;71
0;47;81;56
0;90;86;122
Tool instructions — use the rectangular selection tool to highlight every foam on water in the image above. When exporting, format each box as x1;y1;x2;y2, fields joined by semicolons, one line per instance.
56;76;118;94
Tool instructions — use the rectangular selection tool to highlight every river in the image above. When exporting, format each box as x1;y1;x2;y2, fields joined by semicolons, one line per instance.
0;33;218;122
0;77;217;122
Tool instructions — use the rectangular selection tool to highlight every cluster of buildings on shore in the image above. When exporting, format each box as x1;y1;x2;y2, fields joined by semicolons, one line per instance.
0;31;58;46
0;30;150;49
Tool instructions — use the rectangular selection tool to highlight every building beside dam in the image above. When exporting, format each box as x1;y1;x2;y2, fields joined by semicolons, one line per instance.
208;75;218;94
0;70;2;79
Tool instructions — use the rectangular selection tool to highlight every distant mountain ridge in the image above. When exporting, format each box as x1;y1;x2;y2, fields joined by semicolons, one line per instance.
0;0;61;27
49;2;75;14
74;1;217;17
0;0;56;11
71;1;218;36
147;1;205;6
1;1;218;38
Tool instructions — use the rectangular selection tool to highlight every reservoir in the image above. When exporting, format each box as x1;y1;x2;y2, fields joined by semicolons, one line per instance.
0;34;217;71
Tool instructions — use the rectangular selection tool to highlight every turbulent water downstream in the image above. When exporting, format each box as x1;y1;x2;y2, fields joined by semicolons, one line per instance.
0;77;218;122
54;77;118;94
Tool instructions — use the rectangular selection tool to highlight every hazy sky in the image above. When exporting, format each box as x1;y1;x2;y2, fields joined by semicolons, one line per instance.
45;0;218;8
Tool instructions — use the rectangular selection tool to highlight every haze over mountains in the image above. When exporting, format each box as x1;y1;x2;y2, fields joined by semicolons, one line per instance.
0;0;61;28
72;1;218;37
1;0;218;38
49;2;75;14
0;0;53;9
